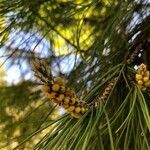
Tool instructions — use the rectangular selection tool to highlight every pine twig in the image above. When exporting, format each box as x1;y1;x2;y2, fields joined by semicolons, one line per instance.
88;77;118;107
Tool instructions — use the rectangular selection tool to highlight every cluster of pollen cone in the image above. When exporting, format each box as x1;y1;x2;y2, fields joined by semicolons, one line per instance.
41;77;88;118
136;64;150;90
94;77;117;107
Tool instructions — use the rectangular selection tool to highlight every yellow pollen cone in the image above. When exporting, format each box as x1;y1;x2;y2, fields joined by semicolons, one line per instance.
47;92;56;99
64;97;70;104
137;80;143;85
75;107;81;113
52;84;60;92
143;77;149;82
67;106;75;112
41;85;49;93
81;107;85;113
60;86;66;93
57;94;65;102
70;98;76;104
135;74;142;80
144;81;150;87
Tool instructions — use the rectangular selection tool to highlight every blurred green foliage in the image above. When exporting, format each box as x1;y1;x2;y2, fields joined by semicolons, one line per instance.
0;76;59;149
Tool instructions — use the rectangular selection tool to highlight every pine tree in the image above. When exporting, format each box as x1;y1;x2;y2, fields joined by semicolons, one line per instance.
0;0;150;149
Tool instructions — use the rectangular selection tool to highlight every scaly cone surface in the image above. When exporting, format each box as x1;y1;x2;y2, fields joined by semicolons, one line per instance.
31;58;88;118
136;64;150;90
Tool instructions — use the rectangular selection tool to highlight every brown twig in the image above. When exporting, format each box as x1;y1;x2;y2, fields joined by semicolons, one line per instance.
88;77;118;107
